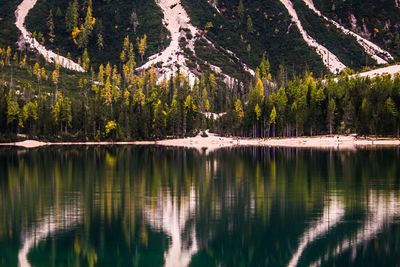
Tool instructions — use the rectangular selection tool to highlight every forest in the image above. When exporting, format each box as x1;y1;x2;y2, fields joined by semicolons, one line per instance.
0;41;399;142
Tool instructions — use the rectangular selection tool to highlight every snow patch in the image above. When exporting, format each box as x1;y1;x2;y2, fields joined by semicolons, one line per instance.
279;0;346;74
139;0;254;86
15;0;84;72
351;64;400;79
138;0;199;85
202;37;255;76
202;112;226;119
303;0;393;65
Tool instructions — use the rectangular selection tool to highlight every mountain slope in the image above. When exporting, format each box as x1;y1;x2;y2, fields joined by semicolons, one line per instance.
313;0;400;59
1;0;399;82
24;0;169;66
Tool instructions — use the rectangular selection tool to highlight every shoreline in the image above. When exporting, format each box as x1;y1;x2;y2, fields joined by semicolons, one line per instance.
0;133;399;151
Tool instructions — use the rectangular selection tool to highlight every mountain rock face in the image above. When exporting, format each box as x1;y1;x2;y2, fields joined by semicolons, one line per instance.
1;0;399;80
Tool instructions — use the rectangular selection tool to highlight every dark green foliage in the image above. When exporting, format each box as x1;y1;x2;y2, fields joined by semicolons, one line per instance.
292;0;376;70
194;38;251;81
25;0;169;67
0;48;226;141
218;73;400;137
313;0;400;59
181;0;327;77
0;0;20;48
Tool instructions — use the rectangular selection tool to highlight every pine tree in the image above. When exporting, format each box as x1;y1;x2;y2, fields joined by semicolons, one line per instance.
130;11;139;33
82;49;90;71
259;53;270;79
269;106;277;136
233;99;244;131
138;35;148;63
51;64;60;87
97;33;104;50
6;89;20;130
238;0;245;21
65;0;79;32
47;9;55;43
53;92;72;133
23;101;39;132
247;16;254;33
327;98;336;135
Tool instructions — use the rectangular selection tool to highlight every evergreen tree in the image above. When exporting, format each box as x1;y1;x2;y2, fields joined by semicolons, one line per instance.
47;9;55;43
247;16;254;33
65;0;79;32
238;0;245;21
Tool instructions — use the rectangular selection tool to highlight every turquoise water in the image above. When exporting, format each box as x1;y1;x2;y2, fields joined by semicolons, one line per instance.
0;146;399;267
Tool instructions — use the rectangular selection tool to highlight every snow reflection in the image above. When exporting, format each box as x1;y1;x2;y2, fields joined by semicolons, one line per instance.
18;202;82;267
143;187;198;267
309;191;400;267
288;195;345;267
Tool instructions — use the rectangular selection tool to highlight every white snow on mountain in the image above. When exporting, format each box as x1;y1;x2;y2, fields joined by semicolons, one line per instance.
139;0;254;86
351;64;400;79
138;0;199;85
279;0;346;74
15;0;84;72
303;0;393;65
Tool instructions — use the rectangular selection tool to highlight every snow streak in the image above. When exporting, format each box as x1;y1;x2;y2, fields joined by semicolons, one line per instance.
303;0;393;65
138;0;199;85
139;0;254;85
279;0;346;74
15;0;84;72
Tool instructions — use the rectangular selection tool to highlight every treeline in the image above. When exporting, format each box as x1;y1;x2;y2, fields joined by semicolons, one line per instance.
219;58;400;137
0;41;231;141
0;43;399;141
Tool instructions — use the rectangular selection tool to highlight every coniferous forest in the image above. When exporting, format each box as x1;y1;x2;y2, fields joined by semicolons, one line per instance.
1;0;400;142
0;44;399;142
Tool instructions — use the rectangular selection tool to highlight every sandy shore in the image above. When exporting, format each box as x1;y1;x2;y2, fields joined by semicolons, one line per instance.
1;132;399;151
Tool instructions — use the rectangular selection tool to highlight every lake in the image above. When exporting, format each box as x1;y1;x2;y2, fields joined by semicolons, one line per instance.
0;146;399;267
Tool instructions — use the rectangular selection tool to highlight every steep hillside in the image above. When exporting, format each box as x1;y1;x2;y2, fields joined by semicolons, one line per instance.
24;0;169;66
0;0;20;47
182;0;328;76
1;0;398;83
313;0;400;59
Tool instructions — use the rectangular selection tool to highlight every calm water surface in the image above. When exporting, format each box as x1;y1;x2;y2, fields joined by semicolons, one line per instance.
0;146;400;267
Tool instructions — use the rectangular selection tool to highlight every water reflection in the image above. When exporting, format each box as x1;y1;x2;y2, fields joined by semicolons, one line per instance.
288;195;345;267
144;188;198;267
0;146;399;266
19;203;82;267
310;191;400;267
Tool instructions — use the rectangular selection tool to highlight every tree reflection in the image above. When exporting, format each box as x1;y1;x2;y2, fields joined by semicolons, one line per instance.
0;146;399;266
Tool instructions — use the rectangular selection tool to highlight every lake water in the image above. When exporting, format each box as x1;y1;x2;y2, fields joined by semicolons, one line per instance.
0;146;399;267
